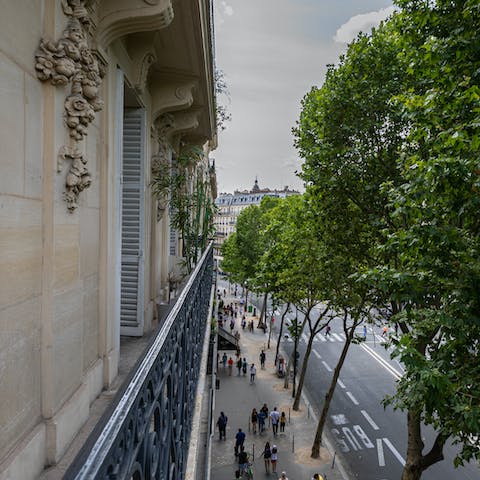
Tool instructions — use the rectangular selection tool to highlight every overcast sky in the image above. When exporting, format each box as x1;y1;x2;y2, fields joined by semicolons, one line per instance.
212;0;395;194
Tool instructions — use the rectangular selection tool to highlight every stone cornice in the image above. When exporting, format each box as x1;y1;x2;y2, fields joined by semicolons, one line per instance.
97;0;174;47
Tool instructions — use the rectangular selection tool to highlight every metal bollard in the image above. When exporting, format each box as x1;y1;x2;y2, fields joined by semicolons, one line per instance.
252;443;255;461
292;433;295;453
331;451;336;469
288;407;291;424
307;405;310;419
248;416;251;433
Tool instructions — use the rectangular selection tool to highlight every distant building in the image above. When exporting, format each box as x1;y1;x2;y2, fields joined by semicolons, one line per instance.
213;179;299;259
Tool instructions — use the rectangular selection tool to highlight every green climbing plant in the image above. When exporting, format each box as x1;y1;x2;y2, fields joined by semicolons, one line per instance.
151;146;216;274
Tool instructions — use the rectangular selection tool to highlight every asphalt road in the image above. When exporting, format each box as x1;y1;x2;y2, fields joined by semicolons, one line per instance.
281;318;480;480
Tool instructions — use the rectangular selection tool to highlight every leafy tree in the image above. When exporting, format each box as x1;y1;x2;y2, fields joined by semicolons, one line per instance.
294;18;410;457
359;1;480;477
151;146;215;273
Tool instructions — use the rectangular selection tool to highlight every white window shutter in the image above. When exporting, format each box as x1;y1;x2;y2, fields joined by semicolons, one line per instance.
120;108;146;336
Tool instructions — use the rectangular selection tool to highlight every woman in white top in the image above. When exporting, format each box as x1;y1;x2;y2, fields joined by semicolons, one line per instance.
271;444;278;473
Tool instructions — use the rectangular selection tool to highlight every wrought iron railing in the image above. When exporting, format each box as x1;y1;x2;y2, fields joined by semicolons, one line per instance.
66;244;213;480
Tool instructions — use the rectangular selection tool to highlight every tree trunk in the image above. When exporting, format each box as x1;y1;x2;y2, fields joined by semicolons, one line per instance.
275;303;290;365
401;410;446;480
293;330;314;410
311;333;353;458
258;292;267;327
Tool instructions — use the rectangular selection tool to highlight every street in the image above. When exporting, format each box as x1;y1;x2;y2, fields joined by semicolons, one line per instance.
282;318;480;480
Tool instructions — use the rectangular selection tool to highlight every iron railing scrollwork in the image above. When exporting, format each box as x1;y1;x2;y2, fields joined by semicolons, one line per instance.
68;244;213;480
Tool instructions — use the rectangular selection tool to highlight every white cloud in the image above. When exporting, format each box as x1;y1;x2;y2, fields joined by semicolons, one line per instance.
334;6;396;44
221;1;234;16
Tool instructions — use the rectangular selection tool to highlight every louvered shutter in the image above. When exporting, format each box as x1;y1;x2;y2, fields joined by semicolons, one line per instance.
120;108;145;336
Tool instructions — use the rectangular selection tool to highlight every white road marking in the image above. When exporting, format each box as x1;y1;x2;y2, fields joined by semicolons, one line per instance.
322;360;333;372
337;379;346;389
383;437;406;466
361;410;379;430
377;438;385;467
313;350;322;360
331;413;349;426
361;343;403;380
328;335;335;342
317;335;327;342
332;333;343;342
346;391;359;405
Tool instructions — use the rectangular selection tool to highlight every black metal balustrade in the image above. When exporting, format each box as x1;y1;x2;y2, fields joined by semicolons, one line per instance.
67;244;213;480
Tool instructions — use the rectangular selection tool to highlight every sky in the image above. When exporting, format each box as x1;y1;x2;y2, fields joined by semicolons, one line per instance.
212;0;395;194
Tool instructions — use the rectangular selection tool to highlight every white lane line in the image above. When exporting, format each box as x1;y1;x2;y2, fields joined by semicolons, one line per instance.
318;335;327;342
322;360;333;372
328;335;335;342
346;391;359;405
332;333;343;342
313;350;322;360
337;379;346;389
361;410;379;430
361;343;403;380
377;438;385;467
383;437;406;466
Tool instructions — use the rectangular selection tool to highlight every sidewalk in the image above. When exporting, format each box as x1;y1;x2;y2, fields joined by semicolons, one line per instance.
211;293;348;480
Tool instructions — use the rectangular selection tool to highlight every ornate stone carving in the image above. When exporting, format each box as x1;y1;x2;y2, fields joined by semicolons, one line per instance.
58;146;92;212
35;0;104;212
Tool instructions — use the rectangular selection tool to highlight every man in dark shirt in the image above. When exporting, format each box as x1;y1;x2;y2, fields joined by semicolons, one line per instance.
234;428;246;456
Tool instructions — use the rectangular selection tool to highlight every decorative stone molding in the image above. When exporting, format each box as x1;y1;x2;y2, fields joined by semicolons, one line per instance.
128;43;158;94
151;82;196;121
97;0;174;46
35;0;104;211
57;146;92;212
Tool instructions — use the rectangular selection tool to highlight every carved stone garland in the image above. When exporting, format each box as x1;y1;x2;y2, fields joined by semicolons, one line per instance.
35;0;105;212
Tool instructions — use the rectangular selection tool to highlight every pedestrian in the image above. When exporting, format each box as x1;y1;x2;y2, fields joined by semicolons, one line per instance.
382;325;388;337
279;411;286;432
241;317;246;330
259;349;266;369
249;363;256;383
251;408;258;433
261;403;269;418
230;319;235;333
271;444;278;473
237;357;242;376
261;441;271;473
278;472;288;480
258;410;266;433
363;324;367;339
238;446;249;475
216;411;228;440
242;358;248;376
270;407;280;436
325;325;331;336
227;356;233;376
234;428;246;456
222;352;227;369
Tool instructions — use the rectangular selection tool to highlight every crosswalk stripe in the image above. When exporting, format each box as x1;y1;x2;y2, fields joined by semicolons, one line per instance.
332;333;343;342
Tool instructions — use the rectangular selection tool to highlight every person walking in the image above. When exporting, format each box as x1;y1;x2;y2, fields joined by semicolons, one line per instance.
234;428;246;456
279;411;286;433
238;446;249;475
227;356;233;376
271;444;278;473
251;408;258;434
258;409;266;433
261;441;272;474
270;407;280;436
242;357;248;376
249;363;256;384
236;357;242;376
382;325;388;337
222;352;227;369
259;349;266;369
216;411;228;440
278;472;288;480
325;325;331;336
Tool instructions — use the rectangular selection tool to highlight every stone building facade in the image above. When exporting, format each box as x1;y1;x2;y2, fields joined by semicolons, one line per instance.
213;179;299;259
0;1;216;478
